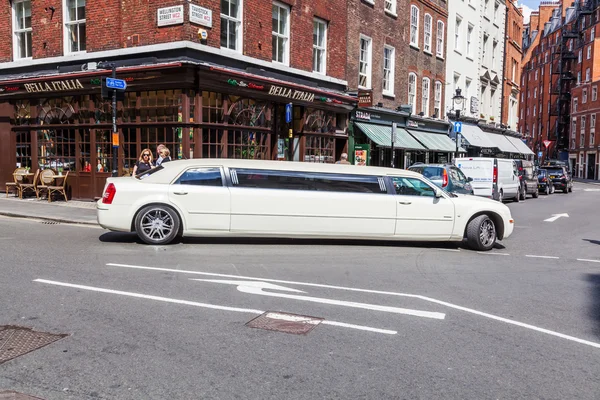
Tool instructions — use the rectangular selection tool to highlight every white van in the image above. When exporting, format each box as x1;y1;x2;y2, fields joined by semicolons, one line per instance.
454;157;520;202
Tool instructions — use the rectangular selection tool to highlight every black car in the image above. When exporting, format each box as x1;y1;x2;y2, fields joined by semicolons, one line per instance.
541;164;573;193
407;164;474;195
514;159;539;199
537;168;555;195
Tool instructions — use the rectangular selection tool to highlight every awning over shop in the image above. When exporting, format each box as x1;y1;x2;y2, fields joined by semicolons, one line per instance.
355;122;425;150
459;124;498;149
407;130;466;153
487;133;521;154
505;135;535;155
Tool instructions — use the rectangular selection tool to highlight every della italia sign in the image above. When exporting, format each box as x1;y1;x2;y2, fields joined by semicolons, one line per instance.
24;79;84;93
268;85;315;102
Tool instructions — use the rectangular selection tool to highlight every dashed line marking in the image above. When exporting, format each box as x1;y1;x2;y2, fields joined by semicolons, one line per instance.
477;252;510;256
577;258;600;264
526;255;560;259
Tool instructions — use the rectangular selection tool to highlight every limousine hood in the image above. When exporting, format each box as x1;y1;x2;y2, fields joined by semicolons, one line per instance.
451;193;512;214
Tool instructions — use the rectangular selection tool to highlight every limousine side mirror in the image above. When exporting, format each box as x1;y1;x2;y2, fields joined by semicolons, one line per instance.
434;188;444;198
467;177;473;182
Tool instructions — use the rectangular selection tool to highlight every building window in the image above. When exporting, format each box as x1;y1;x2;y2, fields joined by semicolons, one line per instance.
408;73;417;114
578;71;582;84
424;14;432;53
581;116;586;147
579;50;583;63
436;21;445;58
467;24;473;57
573;97;578;112
13;0;32;59
313;19;327;74
492;40;498;68
583;89;588;103
385;0;397;15
535;70;538;80
512;59;517;81
482;34;489;64
422;78;430;116
586;68;591;82
455;17;462;52
410;5;419;47
593;86;598;101
358;35;372;88
221;0;242;51
65;0;86;53
383;46;395;95
591;27;596;40
434;81;442;118
587;45;592;59
272;2;290;64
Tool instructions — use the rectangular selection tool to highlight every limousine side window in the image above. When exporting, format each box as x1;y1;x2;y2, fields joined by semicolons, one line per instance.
231;169;387;194
174;167;223;186
391;177;435;197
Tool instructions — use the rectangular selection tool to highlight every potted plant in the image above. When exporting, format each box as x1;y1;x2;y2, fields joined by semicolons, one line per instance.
490;116;495;121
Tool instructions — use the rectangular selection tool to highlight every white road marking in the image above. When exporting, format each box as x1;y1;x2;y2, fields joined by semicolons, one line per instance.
33;279;396;335
577;259;600;264
435;248;461;252
193;279;446;320
583;188;600;192
525;255;560;259
105;263;600;349
544;213;569;222
477;252;510;256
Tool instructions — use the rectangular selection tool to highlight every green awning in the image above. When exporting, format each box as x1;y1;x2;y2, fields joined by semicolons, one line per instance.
407;130;466;152
355;122;425;150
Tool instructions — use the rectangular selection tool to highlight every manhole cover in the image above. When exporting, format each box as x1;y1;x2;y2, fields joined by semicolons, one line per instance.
246;312;323;335
0;390;45;399
0;326;67;365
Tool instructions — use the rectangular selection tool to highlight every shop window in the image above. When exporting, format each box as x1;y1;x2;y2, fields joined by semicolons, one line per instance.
122;127;137;176
13;0;32;59
64;0;86;53
225;97;272;159
15;131;32;169
305;136;335;163
37;98;77;173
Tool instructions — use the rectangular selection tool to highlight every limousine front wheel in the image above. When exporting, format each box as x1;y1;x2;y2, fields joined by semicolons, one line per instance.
135;204;180;245
466;215;496;251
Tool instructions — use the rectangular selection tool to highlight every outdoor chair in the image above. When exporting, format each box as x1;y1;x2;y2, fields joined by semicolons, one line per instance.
5;168;25;197
37;169;56;200
19;169;40;199
47;171;69;203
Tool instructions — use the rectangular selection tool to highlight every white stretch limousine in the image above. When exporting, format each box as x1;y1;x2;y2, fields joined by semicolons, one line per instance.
96;159;514;251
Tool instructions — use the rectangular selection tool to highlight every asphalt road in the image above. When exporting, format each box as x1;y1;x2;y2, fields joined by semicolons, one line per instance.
1;184;599;399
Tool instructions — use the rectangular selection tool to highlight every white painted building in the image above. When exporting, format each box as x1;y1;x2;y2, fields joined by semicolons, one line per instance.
445;0;506;124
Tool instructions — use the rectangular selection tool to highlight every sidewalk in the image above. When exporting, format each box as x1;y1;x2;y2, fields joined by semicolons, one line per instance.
0;195;98;225
573;178;600;186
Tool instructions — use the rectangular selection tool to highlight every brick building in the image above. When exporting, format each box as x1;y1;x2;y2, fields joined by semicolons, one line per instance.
348;0;453;168
520;0;600;179
501;0;524;130
0;0;355;199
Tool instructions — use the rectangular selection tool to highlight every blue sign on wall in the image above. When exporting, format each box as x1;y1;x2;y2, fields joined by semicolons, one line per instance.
453;121;462;133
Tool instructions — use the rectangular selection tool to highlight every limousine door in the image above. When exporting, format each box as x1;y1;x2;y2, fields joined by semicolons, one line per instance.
228;168;396;237
168;167;231;231
390;176;455;239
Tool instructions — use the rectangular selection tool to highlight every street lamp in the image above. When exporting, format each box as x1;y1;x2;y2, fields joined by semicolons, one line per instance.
452;88;465;159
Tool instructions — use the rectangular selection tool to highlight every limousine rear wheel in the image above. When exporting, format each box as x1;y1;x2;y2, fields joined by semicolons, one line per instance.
135;204;180;245
466;215;496;251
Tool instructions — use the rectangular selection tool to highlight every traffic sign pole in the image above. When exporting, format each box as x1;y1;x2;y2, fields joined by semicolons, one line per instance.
111;65;118;178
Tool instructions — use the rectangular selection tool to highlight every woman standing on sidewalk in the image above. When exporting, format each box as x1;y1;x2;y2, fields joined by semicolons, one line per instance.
132;149;154;176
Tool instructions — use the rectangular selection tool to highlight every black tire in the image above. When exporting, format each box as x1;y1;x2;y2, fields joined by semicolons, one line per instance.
550;185;555;194
498;190;504;202
545;185;550;195
532;187;539;198
134;204;181;245
514;188;520;202
466;215;497;251
568;185;573;192
519;186;526;200
564;187;569;194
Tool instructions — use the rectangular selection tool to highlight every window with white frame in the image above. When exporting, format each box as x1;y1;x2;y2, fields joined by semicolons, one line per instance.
358;35;372;88
434;81;442;118
586;67;591;82
466;24;473;57
221;0;242;51
512;59;517;81
313;19;327;74
382;46;395;95
65;0;86;53
581;116;586;147
572;119;577;138
408;73;417;114
593;86;598;101
579;50;583;62
583;88;588;103
385;0;397;15
272;2;290;64
422;78;430;116
494;2;499;22
592;114;596;146
592;27;596;40
482;34;489;64
573;97;578;112
535;70;538;80
410;6;419;47
424;14;432;53
587;45;592;59
436;21;444;58
492;41;497;70
455;17;462;52
578;71;582;84
13;0;32;59
534;88;537;99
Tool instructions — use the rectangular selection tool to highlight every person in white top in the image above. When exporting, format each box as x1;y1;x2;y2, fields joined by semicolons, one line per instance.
154;144;166;166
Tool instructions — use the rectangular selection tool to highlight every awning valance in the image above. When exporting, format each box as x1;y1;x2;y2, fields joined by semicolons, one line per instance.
355;122;425;150
505;136;535;155
407;130;465;152
487;133;521;154
459;124;498;149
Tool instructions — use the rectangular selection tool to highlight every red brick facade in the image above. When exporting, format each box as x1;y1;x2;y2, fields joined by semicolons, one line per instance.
501;0;523;129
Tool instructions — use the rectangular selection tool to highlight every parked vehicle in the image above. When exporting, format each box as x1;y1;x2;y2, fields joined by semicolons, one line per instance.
540;164;573;193
407;164;474;195
514;159;539;199
537;169;555;195
97;159;514;251
454;157;520;202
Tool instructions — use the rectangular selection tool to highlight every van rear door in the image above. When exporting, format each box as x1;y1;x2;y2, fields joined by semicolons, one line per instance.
455;158;494;198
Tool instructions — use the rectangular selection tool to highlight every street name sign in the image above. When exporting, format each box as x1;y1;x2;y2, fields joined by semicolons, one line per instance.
105;78;127;90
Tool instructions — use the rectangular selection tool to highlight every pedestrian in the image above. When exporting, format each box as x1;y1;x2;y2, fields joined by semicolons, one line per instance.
159;147;171;164
96;158;104;172
132;148;154;176
155;144;166;166
336;153;351;164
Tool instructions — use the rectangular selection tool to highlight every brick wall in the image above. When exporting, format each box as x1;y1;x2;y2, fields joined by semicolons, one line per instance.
0;2;11;62
501;0;523;128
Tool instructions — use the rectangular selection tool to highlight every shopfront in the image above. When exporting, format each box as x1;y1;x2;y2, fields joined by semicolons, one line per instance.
0;63;355;199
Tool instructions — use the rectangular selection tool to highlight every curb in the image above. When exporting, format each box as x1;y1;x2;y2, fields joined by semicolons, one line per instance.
0;211;99;226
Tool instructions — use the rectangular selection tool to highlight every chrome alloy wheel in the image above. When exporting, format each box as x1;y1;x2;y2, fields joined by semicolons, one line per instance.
479;219;496;248
140;209;174;241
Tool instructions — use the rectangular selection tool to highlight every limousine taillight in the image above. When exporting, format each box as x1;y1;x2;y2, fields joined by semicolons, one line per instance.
102;183;116;204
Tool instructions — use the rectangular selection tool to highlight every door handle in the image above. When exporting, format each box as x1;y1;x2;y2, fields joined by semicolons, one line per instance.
398;201;412;205
173;191;188;195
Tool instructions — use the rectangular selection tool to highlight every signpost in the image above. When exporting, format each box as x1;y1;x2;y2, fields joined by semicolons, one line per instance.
391;122;397;168
105;78;127;90
454;122;462;159
99;63;128;177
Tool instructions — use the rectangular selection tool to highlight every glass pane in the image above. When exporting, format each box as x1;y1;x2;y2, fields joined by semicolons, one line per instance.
68;25;77;52
67;0;77;21
230;0;238;18
25;31;32;57
279;9;287;34
77;0;86;20
79;23;86;51
220;17;228;47
228;20;237;49
272;35;278;61
221;0;229;15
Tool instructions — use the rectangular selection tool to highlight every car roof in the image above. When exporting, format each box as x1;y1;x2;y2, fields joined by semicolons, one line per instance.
138;158;424;183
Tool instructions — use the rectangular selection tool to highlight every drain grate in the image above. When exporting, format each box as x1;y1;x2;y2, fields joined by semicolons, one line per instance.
0;390;45;399
0;326;67;365
40;221;59;225
246;311;323;335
